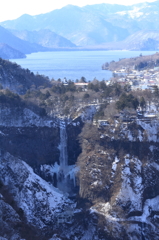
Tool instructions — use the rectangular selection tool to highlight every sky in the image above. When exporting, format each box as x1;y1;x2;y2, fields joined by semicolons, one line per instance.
0;0;156;22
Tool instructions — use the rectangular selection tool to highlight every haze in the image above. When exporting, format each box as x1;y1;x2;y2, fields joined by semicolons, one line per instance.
0;0;156;22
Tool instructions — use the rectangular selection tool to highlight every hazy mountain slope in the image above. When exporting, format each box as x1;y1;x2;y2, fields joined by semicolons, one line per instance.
2;2;159;47
9;29;76;48
120;30;159;50
99;30;159;50
0;43;26;59
0;4;129;31
0;25;50;54
106;1;159;32
0;5;129;46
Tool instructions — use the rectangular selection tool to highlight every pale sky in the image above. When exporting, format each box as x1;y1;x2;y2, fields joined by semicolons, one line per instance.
0;0;156;22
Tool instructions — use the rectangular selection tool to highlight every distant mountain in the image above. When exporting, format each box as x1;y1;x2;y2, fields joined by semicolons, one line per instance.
0;43;26;59
2;2;159;48
0;25;50;54
106;1;159;32
119;30;159;50
97;30;159;50
0;5;129;46
9;29;76;48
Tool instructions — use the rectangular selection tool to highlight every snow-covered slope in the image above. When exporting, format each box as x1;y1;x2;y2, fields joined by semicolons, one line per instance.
78;120;159;239
0;152;74;236
0;107;56;127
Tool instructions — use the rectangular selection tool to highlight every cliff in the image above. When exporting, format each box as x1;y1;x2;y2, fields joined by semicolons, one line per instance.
1;58;159;239
1;112;159;239
77;120;159;239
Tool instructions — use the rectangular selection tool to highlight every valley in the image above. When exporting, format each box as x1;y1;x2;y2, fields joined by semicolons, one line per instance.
1;1;159;239
0;54;159;239
0;2;159;60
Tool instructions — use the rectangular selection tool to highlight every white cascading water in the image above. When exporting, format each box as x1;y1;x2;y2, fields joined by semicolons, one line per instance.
56;120;78;195
57;121;69;192
40;120;78;194
59;122;68;170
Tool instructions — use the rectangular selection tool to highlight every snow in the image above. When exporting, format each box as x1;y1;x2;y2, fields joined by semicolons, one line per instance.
0;131;7;136
66;165;79;187
138;120;159;142
112;156;119;172
49;234;62;240
41;162;60;177
19;160;68;207
116;155;143;213
0;152;73;229
58;122;68;169
129;194;159;224
138;130;143;141
81;105;97;122
116;7;144;19
0;107;57;127
127;130;134;141
151;162;159;171
120;120;159;142
142;195;159;221
91;180;102;187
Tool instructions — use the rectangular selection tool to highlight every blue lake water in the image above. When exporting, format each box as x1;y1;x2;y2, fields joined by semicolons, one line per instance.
10;50;157;81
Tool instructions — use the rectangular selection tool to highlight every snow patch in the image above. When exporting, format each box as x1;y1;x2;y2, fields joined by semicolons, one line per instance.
138;120;159;142
112;156;120;172
0;152;73;229
116;155;143;213
0;107;57;127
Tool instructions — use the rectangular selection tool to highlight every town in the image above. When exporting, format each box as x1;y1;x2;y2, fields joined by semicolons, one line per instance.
110;66;159;91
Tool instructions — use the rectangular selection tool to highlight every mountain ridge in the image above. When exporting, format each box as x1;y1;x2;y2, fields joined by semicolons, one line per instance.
0;43;26;59
0;4;130;46
9;29;76;48
2;2;159;48
0;25;50;54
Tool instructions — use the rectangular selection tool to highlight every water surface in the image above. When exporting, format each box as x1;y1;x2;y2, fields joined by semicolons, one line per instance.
10;50;157;81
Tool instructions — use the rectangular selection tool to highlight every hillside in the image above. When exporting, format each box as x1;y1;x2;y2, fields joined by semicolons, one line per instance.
0;43;26;59
96;30;159;50
0;56;159;238
121;30;159;50
0;58;51;94
102;52;159;71
2;2;159;48
0;5;129;46
9;29;76;48
0;25;51;54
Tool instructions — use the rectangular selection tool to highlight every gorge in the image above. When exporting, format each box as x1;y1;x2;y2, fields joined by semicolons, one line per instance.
1;57;159;239
1;103;159;240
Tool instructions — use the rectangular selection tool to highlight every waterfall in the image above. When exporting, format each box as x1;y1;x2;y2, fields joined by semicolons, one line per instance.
59;123;68;171
57;121;69;192
57;120;78;195
40;120;78;195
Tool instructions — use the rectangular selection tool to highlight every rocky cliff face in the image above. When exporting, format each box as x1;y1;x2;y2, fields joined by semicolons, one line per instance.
0;152;75;240
0;103;95;240
1;96;159;239
77;120;159;239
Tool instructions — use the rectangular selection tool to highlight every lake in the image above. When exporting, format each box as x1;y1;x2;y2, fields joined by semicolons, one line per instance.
10;50;157;81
